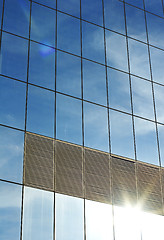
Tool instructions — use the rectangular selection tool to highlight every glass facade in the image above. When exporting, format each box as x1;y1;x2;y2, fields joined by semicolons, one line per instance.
0;0;164;239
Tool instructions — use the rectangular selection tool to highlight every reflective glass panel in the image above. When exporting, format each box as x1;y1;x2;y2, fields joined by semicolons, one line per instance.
0;126;24;183
110;110;135;159
114;205;141;240
0;32;28;81
58;0;80;17
82;22;105;64
150;47;164;85
81;0;103;26
84;102;109;152
3;0;30;37
0;181;22;240
57;12;80;55
56;51;81;98
0;76;26;129
106;31;128;72
131;77;155;120
56;94;82;145
128;39;150;79
83;60;107;106
27;85;55;138
29;41;55;90
145;0;163;17
104;0;125;34
22;187;54;240
34;0;56;8
134;117;159;165
108;68;131;113
55;193;84;240
0;0;3;27
86;200;113;240
126;5;147;42
157;124;164;167
124;0;143;8
154;83;164;124
31;3;56;46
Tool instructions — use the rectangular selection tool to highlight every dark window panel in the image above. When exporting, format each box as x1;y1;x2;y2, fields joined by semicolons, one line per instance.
29;41;55;90
0;76;26;129
0;32;28;81
3;0;30;37
31;2;56;46
56;94;82;145
58;0;80;17
56;51;81;98
83;60;107;106
27;85;55;138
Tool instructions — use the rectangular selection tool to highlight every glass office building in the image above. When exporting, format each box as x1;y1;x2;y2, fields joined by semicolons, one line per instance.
0;0;164;239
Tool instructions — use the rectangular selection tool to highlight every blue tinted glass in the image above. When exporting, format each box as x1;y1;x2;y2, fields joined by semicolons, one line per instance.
128;39;150;79
0;0;3;28
23;187;54;240
108;68;131;113
31;2;56;46
29;41;55;90
81;0;103;26
106;31;128;72
158;124;164;167
0;126;24;183
124;0;143;8
58;0;80;17
83;60;107;106
131;77;155;120
56;94;82;145
3;0;30;37
84;102;109;152
34;0;56;8
126;5;147;42
57;12;80;55
150;47;164;85
134;117;159;165
0;181;22;240
145;0;163;17
104;0;125;34
82;22;105;64
55;193;84;240
0;32;28;81
27;85;55;138
110;110;135;159
56;51;81;98
0;77;26;129
154;83;164;124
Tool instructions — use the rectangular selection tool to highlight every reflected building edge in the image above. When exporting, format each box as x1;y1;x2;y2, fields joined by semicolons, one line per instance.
0;0;164;239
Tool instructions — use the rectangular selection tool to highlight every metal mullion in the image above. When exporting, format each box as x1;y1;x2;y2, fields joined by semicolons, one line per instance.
0;0;5;51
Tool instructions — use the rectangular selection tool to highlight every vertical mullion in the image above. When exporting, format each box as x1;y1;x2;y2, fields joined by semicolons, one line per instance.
0;0;5;50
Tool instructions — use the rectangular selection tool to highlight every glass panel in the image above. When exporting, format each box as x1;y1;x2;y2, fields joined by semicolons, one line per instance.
58;0;80;17
124;0;143;8
56;94;82;145
0;0;3;27
106;31;128;72
34;0;56;8
150;47;164;85
104;0;125;34
126;5;147;42
83;60;107;106
114;205;141;240
3;0;30;37
81;0;103;26
108;68;131;113
146;13;164;50
131;77;155;120
145;0;163;17
29;41;55;90
0;76;26;129
27;85;55;138
134;117;159;165
84;102;109;152
0;181;22;240
31;3;56;46
110;110;134;159
57;12;80;55
128;39;150;79
157;124;164;167
55;193;84;240
86;200;113;240
56;51;81;98
0;32;28;81
0;126;24;183
82;22;105;64
154;83;164;124
22;187;54;240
